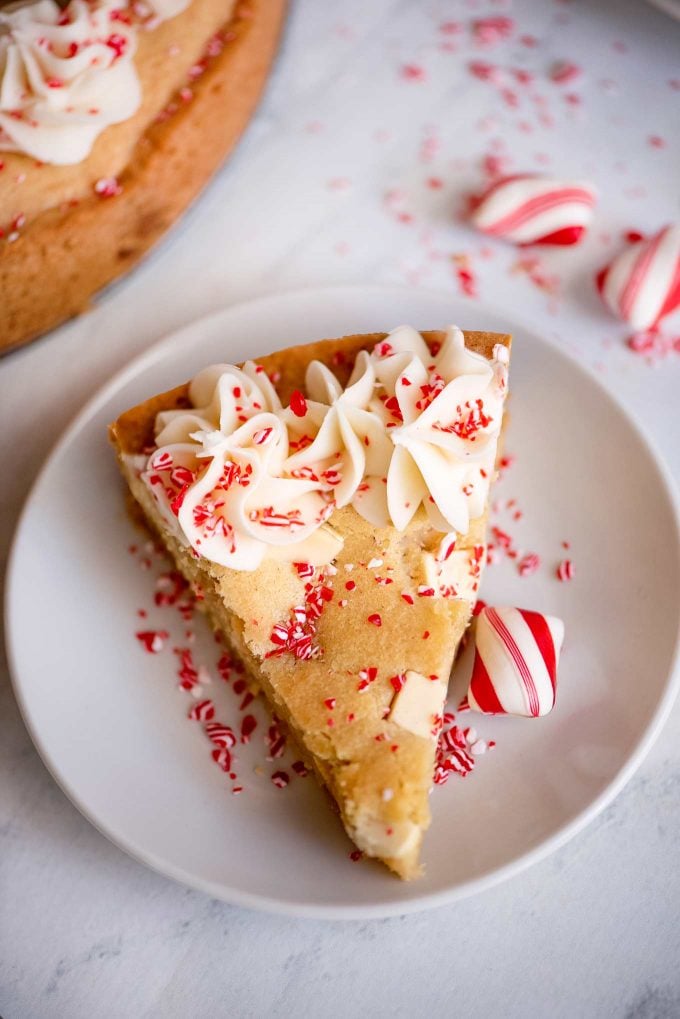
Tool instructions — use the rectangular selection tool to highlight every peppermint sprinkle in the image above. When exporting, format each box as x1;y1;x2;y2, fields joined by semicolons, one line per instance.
204;722;236;748
240;714;257;743
472;16;515;47
550;60;582;85
188;699;215;721
212;748;232;773
253;427;273;446
135;630;168;654
518;553;541;577
556;559;574;582
400;63;427;82
289;390;308;418
357;666;378;692
94;177;122;198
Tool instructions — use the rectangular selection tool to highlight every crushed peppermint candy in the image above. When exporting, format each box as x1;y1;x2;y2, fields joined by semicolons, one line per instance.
357;666;378;692
471;16;515;47
129;545;315;797
94;177;122;198
135;630;168;654
266;580;334;661
188;699;215;722
550;60;582;85
204;722;237;749
212;748;232;773
518;552;541;577
240;714;257;743
434;712;493;784
556;559;574;582
289;390;308;418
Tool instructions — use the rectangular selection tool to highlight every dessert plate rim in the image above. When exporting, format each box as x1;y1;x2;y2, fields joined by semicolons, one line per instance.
6;283;680;920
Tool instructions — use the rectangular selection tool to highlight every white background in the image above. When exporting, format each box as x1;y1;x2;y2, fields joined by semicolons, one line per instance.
1;0;679;1016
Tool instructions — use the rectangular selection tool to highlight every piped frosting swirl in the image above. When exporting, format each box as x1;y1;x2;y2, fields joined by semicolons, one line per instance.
0;0;141;165
0;0;194;165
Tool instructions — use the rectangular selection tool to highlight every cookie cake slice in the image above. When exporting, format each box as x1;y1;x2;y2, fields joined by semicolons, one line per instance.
109;325;511;878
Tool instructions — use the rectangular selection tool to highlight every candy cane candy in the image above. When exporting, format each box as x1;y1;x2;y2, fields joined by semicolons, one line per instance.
469;174;597;245
467;605;564;717
595;224;680;331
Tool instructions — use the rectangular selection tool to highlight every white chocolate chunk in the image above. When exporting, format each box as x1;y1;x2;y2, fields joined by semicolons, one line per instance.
388;671;446;739
354;818;421;860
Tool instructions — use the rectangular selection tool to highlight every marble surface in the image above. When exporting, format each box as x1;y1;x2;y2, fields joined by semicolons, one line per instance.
2;0;680;1016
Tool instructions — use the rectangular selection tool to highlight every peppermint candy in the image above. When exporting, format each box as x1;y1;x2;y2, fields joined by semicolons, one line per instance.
212;748;232;772
204;722;236;748
469;174;597;245
595;224;680;331
467;605;564;717
188;699;215;722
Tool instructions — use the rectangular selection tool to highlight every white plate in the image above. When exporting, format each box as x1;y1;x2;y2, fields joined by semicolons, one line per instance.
6;286;680;919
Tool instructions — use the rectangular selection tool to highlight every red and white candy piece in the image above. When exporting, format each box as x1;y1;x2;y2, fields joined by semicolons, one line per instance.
467;605;564;717
469;174;597;246
595;224;680;331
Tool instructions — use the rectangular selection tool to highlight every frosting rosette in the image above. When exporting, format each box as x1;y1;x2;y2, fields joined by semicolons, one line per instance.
0;0;141;165
281;351;393;518
154;361;284;445
143;362;341;570
365;326;508;534
139;326;509;571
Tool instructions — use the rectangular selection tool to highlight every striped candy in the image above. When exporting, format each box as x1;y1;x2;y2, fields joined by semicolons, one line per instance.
204;722;236;748
596;224;680;332
469;174;597;246
467;605;564;717
188;699;215;722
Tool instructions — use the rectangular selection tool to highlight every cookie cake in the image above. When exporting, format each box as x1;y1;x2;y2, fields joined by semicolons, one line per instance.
110;324;511;878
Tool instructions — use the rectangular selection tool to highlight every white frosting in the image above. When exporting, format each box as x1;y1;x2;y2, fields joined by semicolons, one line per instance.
283;351;393;514
0;0;141;165
364;325;508;534
599;224;680;331
388;670;446;739
470;174;596;244
142;362;342;570
141;326;509;571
